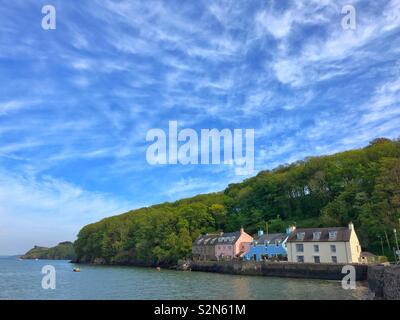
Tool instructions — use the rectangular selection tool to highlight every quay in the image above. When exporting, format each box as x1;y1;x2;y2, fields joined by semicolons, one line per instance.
179;260;400;299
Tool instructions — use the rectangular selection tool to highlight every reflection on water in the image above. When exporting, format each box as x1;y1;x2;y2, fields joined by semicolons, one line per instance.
0;257;368;300
230;276;252;299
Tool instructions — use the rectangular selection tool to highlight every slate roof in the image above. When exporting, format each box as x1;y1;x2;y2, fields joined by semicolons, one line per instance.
286;227;351;242
194;231;244;246
214;231;241;245
254;233;287;245
193;234;220;246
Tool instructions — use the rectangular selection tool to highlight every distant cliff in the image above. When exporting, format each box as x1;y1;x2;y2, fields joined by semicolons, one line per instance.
21;241;76;260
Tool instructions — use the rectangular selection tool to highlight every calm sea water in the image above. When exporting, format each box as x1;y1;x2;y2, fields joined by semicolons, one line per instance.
0;256;368;300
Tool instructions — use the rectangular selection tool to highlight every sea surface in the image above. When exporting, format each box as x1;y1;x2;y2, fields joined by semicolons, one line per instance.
0;256;368;300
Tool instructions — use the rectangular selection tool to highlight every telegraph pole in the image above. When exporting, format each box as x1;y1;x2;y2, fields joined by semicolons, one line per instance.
394;229;400;263
379;235;384;256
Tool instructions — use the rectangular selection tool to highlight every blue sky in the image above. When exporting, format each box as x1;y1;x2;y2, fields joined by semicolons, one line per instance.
0;0;399;254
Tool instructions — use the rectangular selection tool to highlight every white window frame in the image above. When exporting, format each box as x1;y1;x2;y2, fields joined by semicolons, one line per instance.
329;231;337;240
313;232;321;240
297;232;305;240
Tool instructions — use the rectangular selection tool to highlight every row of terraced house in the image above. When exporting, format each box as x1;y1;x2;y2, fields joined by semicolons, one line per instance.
192;223;377;264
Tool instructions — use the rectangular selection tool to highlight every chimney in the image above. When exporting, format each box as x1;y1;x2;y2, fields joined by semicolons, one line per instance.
348;222;354;230
240;227;244;234
286;225;296;234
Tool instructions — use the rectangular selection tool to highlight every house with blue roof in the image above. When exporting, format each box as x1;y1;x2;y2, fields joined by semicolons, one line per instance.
244;226;295;261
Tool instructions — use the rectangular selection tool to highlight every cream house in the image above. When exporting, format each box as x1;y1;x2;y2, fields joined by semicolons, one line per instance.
286;223;361;264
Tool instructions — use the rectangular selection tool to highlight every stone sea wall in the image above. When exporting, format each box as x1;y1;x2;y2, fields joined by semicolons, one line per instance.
190;260;368;280
188;260;400;299
367;265;400;300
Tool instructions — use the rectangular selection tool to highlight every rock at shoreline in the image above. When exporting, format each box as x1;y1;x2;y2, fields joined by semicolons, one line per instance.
176;259;192;271
93;257;107;265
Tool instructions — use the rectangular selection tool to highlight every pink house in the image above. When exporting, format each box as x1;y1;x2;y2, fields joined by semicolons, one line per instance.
215;228;253;260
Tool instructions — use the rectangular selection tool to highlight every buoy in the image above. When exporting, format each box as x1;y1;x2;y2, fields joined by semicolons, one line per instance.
156;266;161;271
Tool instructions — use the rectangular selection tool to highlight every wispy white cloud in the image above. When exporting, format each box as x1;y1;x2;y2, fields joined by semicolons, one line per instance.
0;99;40;115
361;78;400;124
162;177;226;200
262;0;400;87
0;170;135;255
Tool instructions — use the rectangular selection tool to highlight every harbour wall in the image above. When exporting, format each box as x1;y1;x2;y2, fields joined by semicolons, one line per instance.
188;260;400;299
189;260;368;280
367;265;400;300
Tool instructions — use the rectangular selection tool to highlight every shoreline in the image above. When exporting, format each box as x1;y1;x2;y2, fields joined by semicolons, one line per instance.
74;259;399;299
188;260;369;280
73;258;367;281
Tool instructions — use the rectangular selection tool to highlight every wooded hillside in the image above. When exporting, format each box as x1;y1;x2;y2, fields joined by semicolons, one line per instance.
75;138;400;265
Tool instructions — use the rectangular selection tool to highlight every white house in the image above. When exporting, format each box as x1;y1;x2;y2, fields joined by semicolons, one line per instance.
286;223;361;264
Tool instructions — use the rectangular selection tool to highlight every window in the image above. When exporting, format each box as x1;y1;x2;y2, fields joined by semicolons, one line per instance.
314;256;320;263
314;245;319;252
329;231;337;240
297;256;304;263
296;244;304;252
296;232;305;240
331;256;337;263
330;245;336;253
313;232;321;240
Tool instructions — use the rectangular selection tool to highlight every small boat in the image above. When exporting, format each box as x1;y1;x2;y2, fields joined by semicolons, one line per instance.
156;267;161;271
73;268;81;272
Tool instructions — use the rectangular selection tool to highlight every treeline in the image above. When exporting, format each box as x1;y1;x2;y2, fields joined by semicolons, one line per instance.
75;138;400;265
